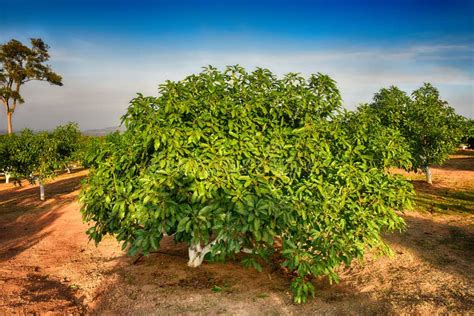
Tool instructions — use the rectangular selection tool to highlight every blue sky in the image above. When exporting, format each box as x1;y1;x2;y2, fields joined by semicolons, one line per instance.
1;0;473;130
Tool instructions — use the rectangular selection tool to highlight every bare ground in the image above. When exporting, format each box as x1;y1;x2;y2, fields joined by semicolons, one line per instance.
0;153;473;315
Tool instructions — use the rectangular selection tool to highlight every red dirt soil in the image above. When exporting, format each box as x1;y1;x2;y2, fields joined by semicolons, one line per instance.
0;158;473;314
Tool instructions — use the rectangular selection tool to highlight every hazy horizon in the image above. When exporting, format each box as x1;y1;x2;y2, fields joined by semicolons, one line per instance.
1;0;473;132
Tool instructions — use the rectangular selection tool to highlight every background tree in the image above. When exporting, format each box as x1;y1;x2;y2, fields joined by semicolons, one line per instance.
51;122;81;172
79;131;123;169
363;83;465;184
0;38;62;134
0;134;13;183
341;109;413;171
461;118;474;149
81;66;413;303
2;129;57;199
364;86;411;127
0;124;81;199
0;131;35;185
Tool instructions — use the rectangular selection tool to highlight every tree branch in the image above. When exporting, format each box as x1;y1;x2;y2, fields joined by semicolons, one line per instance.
11;82;21;112
1;98;10;112
22;78;49;84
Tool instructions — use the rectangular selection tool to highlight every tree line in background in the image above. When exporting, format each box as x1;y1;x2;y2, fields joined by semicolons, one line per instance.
0;123;121;200
0;123;84;199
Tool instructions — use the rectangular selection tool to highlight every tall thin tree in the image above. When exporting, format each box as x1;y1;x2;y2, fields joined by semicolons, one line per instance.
0;38;63;134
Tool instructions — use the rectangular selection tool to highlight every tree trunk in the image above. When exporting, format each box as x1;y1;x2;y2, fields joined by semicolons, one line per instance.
5;172;10;184
6;111;13;134
39;181;45;200
187;241;215;267
66;167;71;174
424;166;432;184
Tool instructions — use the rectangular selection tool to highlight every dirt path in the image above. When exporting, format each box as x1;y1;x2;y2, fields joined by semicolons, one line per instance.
0;156;473;314
0;170;123;314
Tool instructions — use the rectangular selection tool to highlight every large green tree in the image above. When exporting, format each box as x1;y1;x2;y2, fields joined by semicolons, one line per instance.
363;84;465;184
0;38;62;134
80;66;413;303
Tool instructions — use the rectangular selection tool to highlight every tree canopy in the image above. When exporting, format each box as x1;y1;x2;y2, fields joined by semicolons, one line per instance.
361;83;466;183
51;122;82;171
0;129;56;184
0;123;81;198
0;38;62;134
80;66;413;303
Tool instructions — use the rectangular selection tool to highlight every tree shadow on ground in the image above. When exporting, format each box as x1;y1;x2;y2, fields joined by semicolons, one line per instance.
0;175;86;263
454;149;474;157
435;157;474;171
90;236;395;315
378;213;474;311
6;273;86;314
0;174;85;211
385;213;473;281
411;180;474;215
0;167;86;186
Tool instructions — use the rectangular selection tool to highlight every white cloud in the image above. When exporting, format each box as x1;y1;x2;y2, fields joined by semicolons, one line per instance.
3;42;473;132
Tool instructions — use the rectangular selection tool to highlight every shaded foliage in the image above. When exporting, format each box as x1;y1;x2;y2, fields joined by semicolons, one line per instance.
461;119;474;149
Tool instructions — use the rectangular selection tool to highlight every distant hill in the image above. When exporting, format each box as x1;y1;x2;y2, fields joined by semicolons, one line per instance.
82;126;126;136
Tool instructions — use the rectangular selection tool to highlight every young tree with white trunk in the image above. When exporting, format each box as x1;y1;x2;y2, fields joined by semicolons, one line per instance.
0;123;81;199
362;84;465;184
0;135;12;183
1;129;56;199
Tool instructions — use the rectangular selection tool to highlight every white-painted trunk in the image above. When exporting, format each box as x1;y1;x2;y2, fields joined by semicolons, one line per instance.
424;166;432;184
66;167;71;174
39;182;45;201
5;172;10;184
187;241;215;267
241;247;253;254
